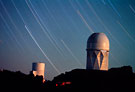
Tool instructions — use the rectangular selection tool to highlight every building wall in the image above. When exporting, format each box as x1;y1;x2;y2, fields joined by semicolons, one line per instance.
32;63;45;78
86;50;109;70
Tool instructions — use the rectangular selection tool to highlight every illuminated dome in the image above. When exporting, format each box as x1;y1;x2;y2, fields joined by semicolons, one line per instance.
87;33;109;51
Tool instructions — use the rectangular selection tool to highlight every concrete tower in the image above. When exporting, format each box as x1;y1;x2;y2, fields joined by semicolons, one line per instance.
86;33;109;70
32;62;45;80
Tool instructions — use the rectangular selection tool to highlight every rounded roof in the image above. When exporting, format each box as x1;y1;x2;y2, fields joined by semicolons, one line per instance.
87;33;109;51
33;62;45;64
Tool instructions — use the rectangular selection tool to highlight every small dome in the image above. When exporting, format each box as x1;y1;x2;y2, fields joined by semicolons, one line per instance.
87;33;109;51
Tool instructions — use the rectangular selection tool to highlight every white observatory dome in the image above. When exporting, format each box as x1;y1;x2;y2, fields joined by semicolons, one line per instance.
87;33;109;51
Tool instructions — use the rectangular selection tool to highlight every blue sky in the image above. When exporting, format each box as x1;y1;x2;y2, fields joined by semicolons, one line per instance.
0;0;135;80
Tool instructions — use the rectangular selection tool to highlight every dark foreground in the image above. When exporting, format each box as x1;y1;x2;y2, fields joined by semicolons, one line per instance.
0;66;135;91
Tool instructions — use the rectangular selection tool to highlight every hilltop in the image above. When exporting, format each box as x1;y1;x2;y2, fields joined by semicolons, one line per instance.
0;66;135;91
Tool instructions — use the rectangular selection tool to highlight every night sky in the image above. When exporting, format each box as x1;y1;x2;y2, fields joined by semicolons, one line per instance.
0;0;135;80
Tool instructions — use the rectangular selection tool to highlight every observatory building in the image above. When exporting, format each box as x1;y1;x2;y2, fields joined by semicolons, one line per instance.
86;33;109;70
32;62;45;81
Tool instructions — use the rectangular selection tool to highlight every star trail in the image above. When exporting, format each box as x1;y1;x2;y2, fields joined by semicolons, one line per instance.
0;0;135;80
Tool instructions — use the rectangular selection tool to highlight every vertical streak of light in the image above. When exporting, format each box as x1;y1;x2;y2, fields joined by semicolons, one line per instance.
59;0;89;55
69;0;77;12
85;0;125;50
129;5;135;14
75;0;97;33
56;0;86;60
68;0;81;26
28;0;65;56
11;0;26;25
0;13;19;50
108;0;121;17
69;0;92;36
25;0;63;56
117;21;135;43
41;0;63;33
57;0;87;56
0;13;24;52
60;0;87;55
0;0;26;43
11;0;41;60
25;25;60;74
58;0;81;33
76;10;94;33
42;0;74;56
61;40;82;66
